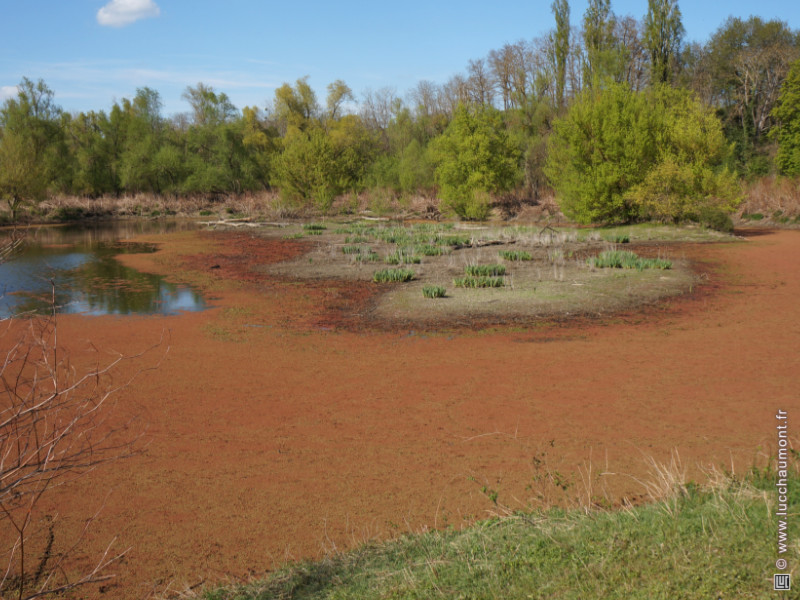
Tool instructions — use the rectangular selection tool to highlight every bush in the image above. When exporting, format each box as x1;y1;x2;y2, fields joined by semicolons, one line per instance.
431;105;521;220
697;206;734;232
546;84;741;224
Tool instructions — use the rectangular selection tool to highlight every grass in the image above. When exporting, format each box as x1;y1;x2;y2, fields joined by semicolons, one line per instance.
588;250;672;271
384;250;422;265
373;268;415;283
603;233;630;243
499;250;532;261
341;246;362;255
201;464;797;600
356;251;380;262
465;264;507;277
454;276;505;288
422;285;447;298
303;223;328;231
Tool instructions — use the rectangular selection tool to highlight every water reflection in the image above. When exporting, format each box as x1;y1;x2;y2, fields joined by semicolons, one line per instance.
0;221;207;318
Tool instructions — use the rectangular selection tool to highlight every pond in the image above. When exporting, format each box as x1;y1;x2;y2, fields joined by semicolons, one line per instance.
0;220;207;318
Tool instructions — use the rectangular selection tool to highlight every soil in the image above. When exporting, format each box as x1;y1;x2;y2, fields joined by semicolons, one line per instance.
5;226;799;599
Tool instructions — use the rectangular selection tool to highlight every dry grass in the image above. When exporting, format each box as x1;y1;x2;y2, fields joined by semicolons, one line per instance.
740;176;800;221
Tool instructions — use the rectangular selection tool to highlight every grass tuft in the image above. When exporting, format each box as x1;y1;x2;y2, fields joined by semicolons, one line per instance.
465;264;506;277
373;268;415;283
422;285;446;298
499;250;532;261
588;250;672;271
454;276;505;288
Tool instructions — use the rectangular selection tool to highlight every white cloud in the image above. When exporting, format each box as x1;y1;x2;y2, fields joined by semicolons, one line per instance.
0;86;19;102
97;0;160;27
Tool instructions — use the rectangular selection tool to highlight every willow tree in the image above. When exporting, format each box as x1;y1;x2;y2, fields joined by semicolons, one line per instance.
546;83;739;224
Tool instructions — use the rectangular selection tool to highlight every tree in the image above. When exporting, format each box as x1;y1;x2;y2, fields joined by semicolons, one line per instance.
701;17;799;166
0;79;64;219
325;80;354;121
582;0;618;87
430;105;521;220
546;83;739;224
117;88;167;194
551;0;571;109
643;0;684;84
273;77;319;133
771;58;800;176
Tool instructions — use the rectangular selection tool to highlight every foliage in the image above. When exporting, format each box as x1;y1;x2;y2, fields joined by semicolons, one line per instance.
772;58;800;176
546;83;741;224
430;105;521;220
644;0;685;84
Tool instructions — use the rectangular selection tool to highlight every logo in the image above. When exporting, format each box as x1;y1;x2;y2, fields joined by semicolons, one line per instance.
774;573;791;591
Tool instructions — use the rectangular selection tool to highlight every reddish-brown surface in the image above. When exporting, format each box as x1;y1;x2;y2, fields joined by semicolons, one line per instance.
12;228;799;598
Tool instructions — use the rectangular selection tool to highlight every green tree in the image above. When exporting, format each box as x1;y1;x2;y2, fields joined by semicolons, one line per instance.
430;105;521;220
771;58;800;176
325;80;354;121
273;124;340;211
546;83;739;224
702;17;799;168
273;76;319;133
582;0;619;87
644;0;685;84
0;78;64;219
551;0;571;109
117;88;167;194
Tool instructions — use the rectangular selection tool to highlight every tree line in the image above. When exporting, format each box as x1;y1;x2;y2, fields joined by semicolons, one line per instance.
2;0;800;224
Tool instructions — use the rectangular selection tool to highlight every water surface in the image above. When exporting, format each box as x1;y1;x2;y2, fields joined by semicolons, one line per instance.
0;221;207;318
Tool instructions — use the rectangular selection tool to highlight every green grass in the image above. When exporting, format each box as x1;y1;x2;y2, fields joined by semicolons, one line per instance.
303;223;327;231
454;275;505;288
603;233;630;243
499;250;532;261
465;264;506;277
202;467;797;600
415;244;451;256
588;250;672;271
742;213;765;221
384;250;421;265
373;268;415;283
341;246;362;255
356;251;380;262
422;285;447;298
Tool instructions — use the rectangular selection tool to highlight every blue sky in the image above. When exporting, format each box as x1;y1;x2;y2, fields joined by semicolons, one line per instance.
1;0;799;117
